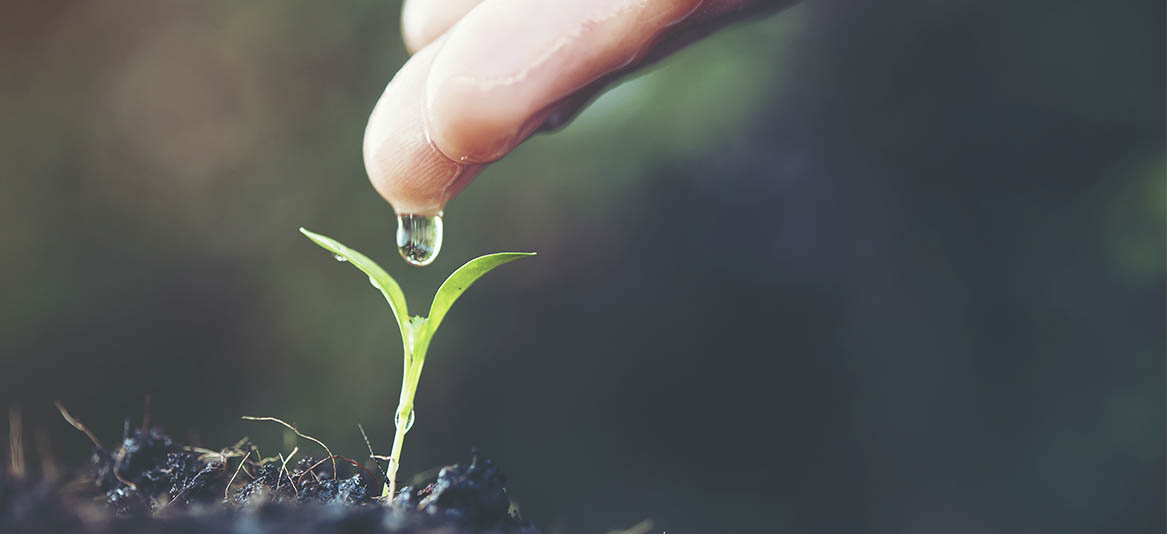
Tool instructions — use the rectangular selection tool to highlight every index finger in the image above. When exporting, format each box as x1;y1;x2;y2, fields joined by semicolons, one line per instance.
365;0;780;216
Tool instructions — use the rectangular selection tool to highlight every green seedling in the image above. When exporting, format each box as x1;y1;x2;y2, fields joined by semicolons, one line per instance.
299;228;534;498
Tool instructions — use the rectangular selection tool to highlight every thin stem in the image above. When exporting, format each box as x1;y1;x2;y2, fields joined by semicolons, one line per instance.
383;403;410;498
382;330;429;498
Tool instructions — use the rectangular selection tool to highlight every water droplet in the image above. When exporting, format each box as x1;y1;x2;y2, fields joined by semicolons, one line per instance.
333;255;347;262
394;409;415;432
368;276;379;289
396;214;443;267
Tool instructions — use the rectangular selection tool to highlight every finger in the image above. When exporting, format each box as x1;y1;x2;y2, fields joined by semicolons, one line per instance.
401;0;483;53
364;39;482;216
366;0;780;215
422;0;713;164
533;0;790;132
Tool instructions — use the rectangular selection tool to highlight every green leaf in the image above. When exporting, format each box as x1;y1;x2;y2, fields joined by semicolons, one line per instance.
299;228;411;332
299;229;535;498
427;252;535;336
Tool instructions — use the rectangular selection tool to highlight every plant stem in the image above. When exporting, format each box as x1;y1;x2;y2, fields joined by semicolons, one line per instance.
382;327;428;498
383;403;410;498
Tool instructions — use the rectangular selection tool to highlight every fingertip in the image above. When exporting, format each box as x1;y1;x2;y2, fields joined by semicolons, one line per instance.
364;42;480;215
401;0;483;54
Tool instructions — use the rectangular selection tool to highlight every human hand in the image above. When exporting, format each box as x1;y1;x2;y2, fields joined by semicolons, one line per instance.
364;0;788;217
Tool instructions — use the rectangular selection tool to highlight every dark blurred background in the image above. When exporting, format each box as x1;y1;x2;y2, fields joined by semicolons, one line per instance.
1;1;1163;532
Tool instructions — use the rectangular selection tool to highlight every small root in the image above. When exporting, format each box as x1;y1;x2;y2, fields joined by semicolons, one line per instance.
140;394;151;433
607;519;656;534
54;402;103;450
230;436;250;450
336;455;384;485
8;408;25;478
357;424;390;470
167;461;221;507
277;447;299;494
224;449;252;501
56;402;135;490
241;416;336;479
112;447;138;491
291;455;384;487
296;457;331;483
34;427;59;481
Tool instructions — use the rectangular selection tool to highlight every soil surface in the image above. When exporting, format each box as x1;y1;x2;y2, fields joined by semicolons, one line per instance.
1;421;540;533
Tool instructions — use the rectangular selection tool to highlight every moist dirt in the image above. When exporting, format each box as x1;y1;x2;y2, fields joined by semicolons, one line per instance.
2;420;540;534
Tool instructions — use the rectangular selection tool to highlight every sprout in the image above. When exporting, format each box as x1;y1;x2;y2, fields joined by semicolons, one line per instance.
299;228;534;498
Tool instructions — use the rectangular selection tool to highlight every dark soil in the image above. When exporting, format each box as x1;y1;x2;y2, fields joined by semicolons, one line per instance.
1;421;540;533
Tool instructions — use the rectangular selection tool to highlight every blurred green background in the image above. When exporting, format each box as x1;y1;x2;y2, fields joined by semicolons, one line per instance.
1;1;1163;532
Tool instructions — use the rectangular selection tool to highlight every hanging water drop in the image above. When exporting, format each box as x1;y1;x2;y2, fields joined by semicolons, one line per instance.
396;214;443;267
333;255;347;262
